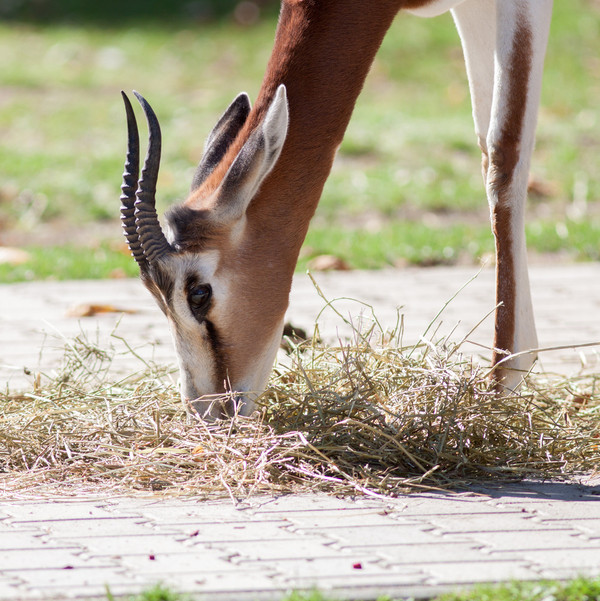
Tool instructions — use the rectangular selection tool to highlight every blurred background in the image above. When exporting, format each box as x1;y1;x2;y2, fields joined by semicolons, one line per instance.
0;0;598;281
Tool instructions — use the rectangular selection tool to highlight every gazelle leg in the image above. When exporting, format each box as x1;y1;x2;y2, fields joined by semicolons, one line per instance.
453;0;552;390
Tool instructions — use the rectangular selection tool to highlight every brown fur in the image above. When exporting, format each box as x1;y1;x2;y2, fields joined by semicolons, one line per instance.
487;18;533;375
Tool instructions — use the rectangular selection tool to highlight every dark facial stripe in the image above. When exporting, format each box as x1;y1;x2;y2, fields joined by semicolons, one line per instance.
205;320;226;390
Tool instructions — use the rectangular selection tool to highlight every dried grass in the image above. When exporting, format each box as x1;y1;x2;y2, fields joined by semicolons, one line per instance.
1;299;599;499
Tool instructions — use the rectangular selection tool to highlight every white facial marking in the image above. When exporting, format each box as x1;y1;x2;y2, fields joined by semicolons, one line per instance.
163;220;177;246
161;250;225;401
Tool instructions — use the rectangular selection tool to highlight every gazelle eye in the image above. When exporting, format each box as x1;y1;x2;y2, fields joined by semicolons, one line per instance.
188;284;212;315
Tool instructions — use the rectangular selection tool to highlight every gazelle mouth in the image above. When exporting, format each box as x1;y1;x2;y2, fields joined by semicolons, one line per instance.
185;393;255;421
185;395;231;421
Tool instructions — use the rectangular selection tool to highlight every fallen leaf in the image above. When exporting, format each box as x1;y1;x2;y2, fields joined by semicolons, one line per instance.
528;176;557;199
0;247;30;265
567;394;590;416
66;303;137;318
307;254;351;272
109;268;128;279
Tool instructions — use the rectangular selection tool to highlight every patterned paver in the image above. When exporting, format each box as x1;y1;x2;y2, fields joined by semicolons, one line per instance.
1;485;599;600
1;266;600;599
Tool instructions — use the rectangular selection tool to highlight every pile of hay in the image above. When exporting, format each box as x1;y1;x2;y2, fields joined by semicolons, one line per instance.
1;319;599;498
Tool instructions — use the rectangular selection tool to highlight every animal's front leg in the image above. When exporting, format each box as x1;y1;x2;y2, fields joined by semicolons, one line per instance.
485;0;552;390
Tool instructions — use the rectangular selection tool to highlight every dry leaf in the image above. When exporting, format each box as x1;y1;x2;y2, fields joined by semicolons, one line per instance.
109;268;128;279
308;254;351;271
528;176;557;199
66;303;137;318
0;247;30;265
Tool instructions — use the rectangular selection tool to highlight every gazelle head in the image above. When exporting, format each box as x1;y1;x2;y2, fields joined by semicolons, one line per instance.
120;86;289;419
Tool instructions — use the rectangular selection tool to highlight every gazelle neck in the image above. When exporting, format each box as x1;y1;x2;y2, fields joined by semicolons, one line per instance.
196;0;400;271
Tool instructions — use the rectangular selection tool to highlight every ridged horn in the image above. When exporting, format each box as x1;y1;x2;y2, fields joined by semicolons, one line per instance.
132;91;173;265
120;92;147;268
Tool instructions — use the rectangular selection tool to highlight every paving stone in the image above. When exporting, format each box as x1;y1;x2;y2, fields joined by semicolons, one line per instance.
16;566;140;593
115;549;235;574
538;518;600;537
4;501;138;522
427;512;555;533
521;548;600;571
286;509;413;530
238;555;399;577
0;531;48;550
217;537;350;561
66;533;202;555
37;517;165;538
32;582;147;600
534;567;600;580
352;541;489;564
168;520;294;542
133;500;259;523
250;494;383;514
471;529;592;552
241;556;430;594
0;575;27;600
388;495;496;516
283;567;430;590
0;548;103;571
423;560;540;585
307;523;470;546
534;501;600;518
152;569;284;594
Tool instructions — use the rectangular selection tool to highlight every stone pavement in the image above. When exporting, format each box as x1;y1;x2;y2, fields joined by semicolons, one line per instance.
1;482;600;601
2;265;600;600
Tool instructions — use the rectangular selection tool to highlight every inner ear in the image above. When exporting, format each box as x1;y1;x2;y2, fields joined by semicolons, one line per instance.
191;93;251;192
212;84;289;223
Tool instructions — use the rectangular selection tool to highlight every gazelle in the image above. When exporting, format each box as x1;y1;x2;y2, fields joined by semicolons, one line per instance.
120;0;553;419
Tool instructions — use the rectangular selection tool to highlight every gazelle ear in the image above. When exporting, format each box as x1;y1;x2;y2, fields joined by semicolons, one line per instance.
191;92;251;191
213;84;288;222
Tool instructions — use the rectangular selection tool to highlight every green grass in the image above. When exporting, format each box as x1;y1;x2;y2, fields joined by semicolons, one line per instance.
116;578;600;601
437;578;600;601
107;584;187;601
0;243;138;282
3;215;598;282
0;0;599;280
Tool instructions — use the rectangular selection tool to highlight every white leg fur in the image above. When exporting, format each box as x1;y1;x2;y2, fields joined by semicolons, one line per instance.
453;0;552;389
